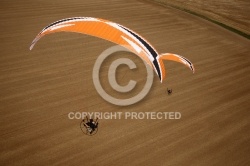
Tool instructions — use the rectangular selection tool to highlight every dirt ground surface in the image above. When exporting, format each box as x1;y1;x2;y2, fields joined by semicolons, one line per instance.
152;0;250;35
0;0;249;165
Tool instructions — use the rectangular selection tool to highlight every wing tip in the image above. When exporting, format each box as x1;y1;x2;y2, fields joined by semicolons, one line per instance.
190;64;195;73
29;36;41;51
29;44;34;50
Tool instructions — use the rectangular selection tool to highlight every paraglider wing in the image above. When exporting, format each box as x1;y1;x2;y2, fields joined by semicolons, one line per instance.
159;53;195;80
29;17;160;74
30;17;195;82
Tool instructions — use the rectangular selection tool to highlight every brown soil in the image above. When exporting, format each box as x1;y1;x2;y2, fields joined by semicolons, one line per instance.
152;0;250;35
0;0;249;165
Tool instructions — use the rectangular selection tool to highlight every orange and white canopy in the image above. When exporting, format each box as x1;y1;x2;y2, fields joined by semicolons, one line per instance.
30;17;194;82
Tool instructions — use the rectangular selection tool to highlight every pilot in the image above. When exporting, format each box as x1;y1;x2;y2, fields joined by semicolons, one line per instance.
167;88;172;95
85;119;98;134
